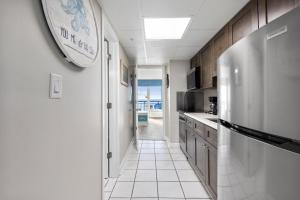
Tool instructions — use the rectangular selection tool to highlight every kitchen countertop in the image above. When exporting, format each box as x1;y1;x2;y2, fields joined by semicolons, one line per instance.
184;112;218;130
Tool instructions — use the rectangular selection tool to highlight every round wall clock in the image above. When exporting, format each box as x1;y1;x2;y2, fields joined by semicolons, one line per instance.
41;0;99;68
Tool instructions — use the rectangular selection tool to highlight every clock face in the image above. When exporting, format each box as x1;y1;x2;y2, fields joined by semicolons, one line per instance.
42;0;99;68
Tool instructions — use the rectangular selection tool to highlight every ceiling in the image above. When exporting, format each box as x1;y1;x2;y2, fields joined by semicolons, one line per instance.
99;0;249;65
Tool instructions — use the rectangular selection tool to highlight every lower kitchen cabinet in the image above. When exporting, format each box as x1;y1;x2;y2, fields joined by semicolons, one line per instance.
179;118;187;152
206;144;218;199
186;127;196;165
179;116;218;200
196;134;207;181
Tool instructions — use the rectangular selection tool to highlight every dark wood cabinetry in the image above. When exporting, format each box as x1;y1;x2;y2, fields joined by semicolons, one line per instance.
196;134;207;181
205;126;218;148
201;44;213;89
179;116;217;200
206;144;217;199
259;0;300;27
186;126;196;165
179;118;187;152
190;55;197;69
190;0;300;86
211;26;229;77
228;1;258;45
190;52;201;69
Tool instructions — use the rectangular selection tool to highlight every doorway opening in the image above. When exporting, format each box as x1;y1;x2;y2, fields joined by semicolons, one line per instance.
136;66;165;141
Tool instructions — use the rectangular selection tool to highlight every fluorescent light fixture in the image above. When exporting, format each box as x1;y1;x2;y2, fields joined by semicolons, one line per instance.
144;18;191;40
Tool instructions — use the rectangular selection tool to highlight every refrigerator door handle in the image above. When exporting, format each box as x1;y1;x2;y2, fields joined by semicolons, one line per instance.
220;119;300;155
267;25;288;40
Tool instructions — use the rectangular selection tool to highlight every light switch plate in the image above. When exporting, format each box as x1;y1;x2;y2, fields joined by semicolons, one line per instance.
50;73;63;99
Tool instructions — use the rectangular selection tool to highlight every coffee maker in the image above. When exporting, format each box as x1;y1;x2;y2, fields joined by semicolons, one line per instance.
208;96;218;115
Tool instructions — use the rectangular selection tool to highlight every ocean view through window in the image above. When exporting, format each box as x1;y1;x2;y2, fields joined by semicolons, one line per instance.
137;79;162;111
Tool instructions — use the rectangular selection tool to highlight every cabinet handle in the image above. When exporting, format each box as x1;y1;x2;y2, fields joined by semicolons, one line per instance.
207;131;210;137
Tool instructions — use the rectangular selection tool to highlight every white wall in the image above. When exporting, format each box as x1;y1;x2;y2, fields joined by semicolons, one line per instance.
0;1;102;200
167;60;189;142
119;46;134;163
137;68;162;80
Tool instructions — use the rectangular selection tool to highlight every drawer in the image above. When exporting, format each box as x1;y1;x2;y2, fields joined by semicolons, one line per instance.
186;117;194;128
205;126;218;148
194;121;205;138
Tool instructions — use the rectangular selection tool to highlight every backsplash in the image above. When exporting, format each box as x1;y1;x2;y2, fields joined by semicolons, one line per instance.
203;89;218;112
185;91;204;112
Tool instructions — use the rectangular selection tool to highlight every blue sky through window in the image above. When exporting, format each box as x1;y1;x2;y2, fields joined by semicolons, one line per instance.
138;80;162;101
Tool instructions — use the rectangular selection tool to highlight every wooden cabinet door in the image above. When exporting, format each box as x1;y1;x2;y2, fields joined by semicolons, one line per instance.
197;52;203;88
259;0;300;27
212;26;229;77
228;1;258;45
206;144;217;199
196;52;202;68
190;55;197;69
186;127;196;164
201;44;213;89
191;53;201;69
196;134;207;181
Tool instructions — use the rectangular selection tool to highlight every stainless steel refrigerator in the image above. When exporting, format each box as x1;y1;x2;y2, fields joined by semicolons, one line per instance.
218;7;300;200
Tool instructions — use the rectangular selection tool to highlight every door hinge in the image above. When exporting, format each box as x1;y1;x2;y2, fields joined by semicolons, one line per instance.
108;54;112;61
107;102;112;109
107;152;112;159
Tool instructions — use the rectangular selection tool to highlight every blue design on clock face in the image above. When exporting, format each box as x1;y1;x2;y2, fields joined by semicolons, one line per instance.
60;0;90;35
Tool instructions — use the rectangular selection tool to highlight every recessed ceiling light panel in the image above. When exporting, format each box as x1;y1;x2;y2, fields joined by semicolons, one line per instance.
144;18;191;40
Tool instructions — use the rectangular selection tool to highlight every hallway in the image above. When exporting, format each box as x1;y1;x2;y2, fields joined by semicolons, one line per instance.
104;140;210;200
137;118;164;140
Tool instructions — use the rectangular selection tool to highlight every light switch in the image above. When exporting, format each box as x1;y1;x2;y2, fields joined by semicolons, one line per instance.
50;73;63;99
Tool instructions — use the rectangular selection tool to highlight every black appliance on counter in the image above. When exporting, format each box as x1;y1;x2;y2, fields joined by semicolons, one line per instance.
208;96;217;115
187;67;201;90
176;91;204;112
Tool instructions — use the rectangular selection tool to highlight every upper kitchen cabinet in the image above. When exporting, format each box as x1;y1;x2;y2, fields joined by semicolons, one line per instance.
190;51;201;69
189;0;299;90
211;26;229;77
228;1;259;45
258;0;300;27
190;55;198;69
201;43;213;89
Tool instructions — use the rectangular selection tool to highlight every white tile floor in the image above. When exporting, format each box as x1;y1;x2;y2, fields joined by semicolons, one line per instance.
104;140;211;200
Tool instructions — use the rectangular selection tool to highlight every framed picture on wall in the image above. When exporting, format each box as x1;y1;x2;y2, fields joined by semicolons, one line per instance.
120;60;129;87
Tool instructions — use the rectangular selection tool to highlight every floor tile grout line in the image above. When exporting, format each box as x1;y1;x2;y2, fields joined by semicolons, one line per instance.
168;144;187;200
155;144;160;200
110;140;142;200
108;177;119;199
130;140;142;199
104;178;109;188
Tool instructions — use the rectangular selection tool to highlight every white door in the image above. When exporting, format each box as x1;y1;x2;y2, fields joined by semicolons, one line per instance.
103;38;111;178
